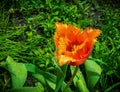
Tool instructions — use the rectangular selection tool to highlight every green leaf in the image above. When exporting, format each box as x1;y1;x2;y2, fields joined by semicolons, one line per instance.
61;82;72;92
25;63;72;92
84;59;102;88
25;63;56;90
32;73;46;86
53;60;72;92
54;61;68;92
76;80;89;92
70;66;89;92
6;56;27;88
6;87;44;92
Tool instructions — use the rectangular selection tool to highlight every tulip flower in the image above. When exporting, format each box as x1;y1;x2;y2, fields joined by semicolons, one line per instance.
54;22;101;66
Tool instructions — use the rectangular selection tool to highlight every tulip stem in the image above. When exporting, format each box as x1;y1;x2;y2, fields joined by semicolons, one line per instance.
62;66;79;92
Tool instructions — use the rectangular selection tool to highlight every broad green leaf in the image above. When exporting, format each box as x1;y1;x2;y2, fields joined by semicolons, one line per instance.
70;66;86;86
25;63;72;92
55;62;68;92
53;60;72;92
32;73;46;86
31;73;55;91
6;87;44;92
6;56;27;88
76;80;89;92
61;82;72;92
85;59;102;88
70;66;89;92
25;63;56;90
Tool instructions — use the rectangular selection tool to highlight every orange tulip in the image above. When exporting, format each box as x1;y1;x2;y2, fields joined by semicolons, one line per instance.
54;22;101;66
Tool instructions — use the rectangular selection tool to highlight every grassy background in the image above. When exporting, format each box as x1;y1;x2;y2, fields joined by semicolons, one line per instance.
0;0;120;91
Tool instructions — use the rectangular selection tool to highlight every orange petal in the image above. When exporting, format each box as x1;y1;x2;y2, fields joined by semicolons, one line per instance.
58;55;76;66
54;32;59;47
68;58;86;66
55;22;67;37
57;37;67;55
54;22;68;47
84;27;101;39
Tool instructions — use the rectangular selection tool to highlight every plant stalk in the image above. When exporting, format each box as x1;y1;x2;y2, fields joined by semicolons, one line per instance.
62;66;79;92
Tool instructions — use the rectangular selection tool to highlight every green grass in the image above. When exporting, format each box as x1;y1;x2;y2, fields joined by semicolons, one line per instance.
0;0;120;92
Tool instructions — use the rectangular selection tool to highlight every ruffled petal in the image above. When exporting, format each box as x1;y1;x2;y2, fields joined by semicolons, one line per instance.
54;22;101;66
